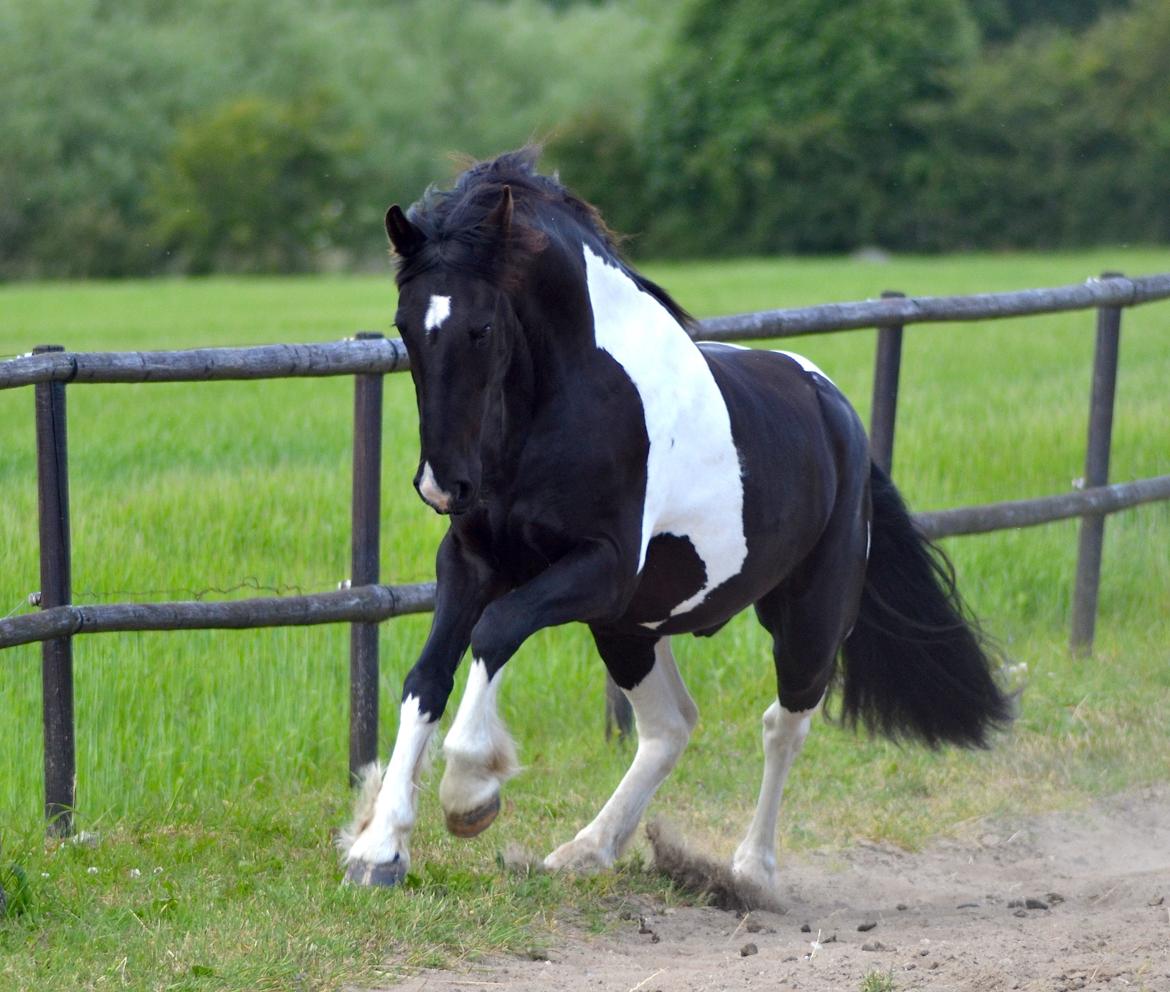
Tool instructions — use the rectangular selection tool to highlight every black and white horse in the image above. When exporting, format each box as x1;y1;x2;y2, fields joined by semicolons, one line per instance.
341;148;1011;890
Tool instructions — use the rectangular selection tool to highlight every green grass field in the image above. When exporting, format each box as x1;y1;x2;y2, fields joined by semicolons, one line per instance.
2;249;1169;990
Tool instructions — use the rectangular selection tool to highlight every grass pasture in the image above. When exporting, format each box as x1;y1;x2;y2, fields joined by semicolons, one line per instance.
1;248;1169;990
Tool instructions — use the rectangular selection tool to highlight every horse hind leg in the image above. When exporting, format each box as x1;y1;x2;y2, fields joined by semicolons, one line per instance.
733;491;869;891
545;634;697;872
732;698;818;889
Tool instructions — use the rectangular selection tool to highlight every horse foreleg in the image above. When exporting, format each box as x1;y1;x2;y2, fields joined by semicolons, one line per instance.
438;659;519;837
545;638;697;872
342;531;495;886
341;696;438;886
439;539;629;838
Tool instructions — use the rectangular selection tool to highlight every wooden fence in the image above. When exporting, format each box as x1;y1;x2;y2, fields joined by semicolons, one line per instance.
3;271;1169;836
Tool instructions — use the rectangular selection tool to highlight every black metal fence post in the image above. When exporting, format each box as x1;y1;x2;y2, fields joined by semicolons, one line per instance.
349;334;384;782
870;291;905;476
33;345;75;836
1070;274;1124;655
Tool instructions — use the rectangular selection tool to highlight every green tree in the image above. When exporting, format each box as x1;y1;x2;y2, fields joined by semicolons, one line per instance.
967;0;1130;44
0;0;672;277
915;0;1170;249
640;0;980;256
0;0;202;276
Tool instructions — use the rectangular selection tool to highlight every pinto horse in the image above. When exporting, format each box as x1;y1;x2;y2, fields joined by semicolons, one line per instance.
341;148;1011;890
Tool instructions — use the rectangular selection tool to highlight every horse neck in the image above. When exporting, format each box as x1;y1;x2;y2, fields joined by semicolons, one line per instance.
511;233;598;394
478;249;590;492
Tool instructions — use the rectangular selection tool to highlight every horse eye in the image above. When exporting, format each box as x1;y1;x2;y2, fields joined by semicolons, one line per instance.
470;322;492;342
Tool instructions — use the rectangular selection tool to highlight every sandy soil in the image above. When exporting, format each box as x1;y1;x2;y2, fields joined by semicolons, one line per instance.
377;786;1170;992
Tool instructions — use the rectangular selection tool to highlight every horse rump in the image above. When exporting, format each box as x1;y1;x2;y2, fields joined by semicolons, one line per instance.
839;463;1014;748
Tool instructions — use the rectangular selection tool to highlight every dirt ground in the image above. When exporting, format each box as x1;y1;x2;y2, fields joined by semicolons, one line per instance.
378;786;1170;992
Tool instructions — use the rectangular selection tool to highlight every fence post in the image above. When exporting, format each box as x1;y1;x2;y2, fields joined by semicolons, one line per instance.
870;291;905;476
34;345;75;836
1070;275;1124;655
604;675;633;742
349;334;384;783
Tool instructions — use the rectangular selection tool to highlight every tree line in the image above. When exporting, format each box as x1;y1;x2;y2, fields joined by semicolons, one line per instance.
0;0;1164;278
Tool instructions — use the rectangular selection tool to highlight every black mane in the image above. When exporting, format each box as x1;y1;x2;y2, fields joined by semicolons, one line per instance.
396;147;694;330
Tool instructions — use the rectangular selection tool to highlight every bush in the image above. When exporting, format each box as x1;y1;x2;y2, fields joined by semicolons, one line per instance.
966;0;1131;44
149;96;361;274
0;0;1163;273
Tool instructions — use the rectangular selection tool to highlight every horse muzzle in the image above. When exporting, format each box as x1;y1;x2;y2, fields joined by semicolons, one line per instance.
415;460;476;515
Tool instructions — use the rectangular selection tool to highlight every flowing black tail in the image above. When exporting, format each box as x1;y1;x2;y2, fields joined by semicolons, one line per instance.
840;464;1013;748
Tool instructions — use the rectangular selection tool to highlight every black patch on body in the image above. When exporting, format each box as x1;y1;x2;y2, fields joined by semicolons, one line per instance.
623;533;707;625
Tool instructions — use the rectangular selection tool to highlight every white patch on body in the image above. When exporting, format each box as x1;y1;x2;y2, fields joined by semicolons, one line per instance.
584;247;747;622
424;294;451;334
698;340;837;386
342;695;437;866
773;349;834;384
545;639;697;870
439;660;519;817
732;699;817;890
418;460;452;513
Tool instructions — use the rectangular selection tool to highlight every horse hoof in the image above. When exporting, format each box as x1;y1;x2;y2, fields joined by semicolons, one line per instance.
343;857;407;887
544;837;614;873
445;793;500;838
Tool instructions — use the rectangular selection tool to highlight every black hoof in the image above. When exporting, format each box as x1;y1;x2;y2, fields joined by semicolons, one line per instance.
445;793;500;838
344;856;407;887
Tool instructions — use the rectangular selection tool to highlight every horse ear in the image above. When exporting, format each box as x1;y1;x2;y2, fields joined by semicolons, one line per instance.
385;204;425;257
484;185;513;237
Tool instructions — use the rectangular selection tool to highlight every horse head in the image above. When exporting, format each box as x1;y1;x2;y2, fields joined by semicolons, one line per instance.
386;187;523;515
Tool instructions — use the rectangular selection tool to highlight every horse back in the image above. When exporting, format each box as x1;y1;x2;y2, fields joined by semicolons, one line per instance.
697;342;867;518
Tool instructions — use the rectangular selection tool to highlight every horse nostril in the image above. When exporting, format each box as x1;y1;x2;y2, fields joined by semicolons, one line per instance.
450;480;473;508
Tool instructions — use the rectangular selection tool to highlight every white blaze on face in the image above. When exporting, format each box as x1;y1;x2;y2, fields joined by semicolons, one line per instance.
418;460;452;512
583;245;747;621
424;294;451;334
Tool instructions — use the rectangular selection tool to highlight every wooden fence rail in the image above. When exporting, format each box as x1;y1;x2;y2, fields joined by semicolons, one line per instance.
0;582;438;649
3;472;1168;652
0;337;409;389
4;273;1170;390
3;270;1169;834
698;272;1170;340
915;474;1170;539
